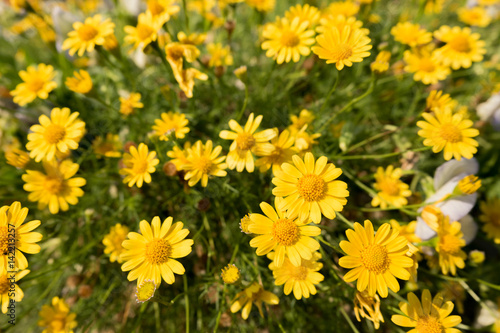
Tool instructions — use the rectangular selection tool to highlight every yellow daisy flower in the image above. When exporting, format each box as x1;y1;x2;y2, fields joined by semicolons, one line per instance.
135;279;157;303
417;107;480;160
177;31;206;45
0;202;42;274
426;90;457;112
181;140;227;187
124;11;164;52
172;67;208;98
119;143;159;188
120;216;194;286
324;1;360;17
284;4;321;28
255;129;298;174
219;113;276;173
146;0;179;23
261;17;316;64
207;43;234;67
230;282;279;320
433;26;486;70
152;112;190;141
339;220;414;297
239;214;253;234
5;148;30;169
248;198;321;267
390;22;432;47
62;14;115;57
389;220;421;255
312;26;372;70
371;165;412;209
26;107;85;162
221;264;240;284
403;47;451;85
288;109;315;134
458;7;492;27
11;63;57;106
316;14;368;35
245;0;275;12
92;133;122;158
38;297;77;333
22;159;87;214
391;290;462;332
480;198;500;244
65;70;93;94
268;251;324;300
119;92;144;116
293;125;321;153
436;216;466;276
102;223;130;263
0;270;29;314
165;42;200;74
354;291;384;329
370;50;391;73
272;152;349;224
167;142;191;170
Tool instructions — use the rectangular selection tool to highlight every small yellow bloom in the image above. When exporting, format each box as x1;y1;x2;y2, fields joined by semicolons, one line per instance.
177;31;206;45
147;0;180;23
5;148;30;169
152;112;190;141
293;125;321;152
391;290;462;332
135;280;157;303
62;14;115;57
92;133;122;158
371;165;412;209
426;90;457;111
458;7;492;27
124;11;164;52
165;42;200;74
288;109;315;134
389;220;421;255
354;291;384;329
469;250;485;264
317;13;368;35
181;140;227;187
103;223;129;263
233;66;248;81
38;297;77;333
239;214;253;234
119;143;159;188
173;67;208;98
370;50;391;73
0;270;29;313
65;70;93;94
436;216;466;276
456;175;481;195
245;0;275;12
230;282;279;320
403;47;451;85
284;4;321;28
479;198;500;244
221;264;240;284
255;129;298;174
390;22;432;47
11;63;57;106
167;142;191;170
207;43;233;67
120;93;144;116
324;1;360;17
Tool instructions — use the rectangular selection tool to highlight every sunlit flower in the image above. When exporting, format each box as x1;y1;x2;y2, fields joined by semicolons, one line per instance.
221;264;240;284
172;67;208;98
293;125;321;152
261;17;315;64
288;109;315;134
417;107;479;160
207;43;234;67
433;26;486;70
272;152;349;224
65;70;93;94
339;220;413;297
219;113;276;173
403;47;451;85
230;282;279;320
426;90;457;112
436;216;466;276
245;0;275;12
389;220;421;255
268;251;324;300
62;14;115;56
324;1;360;17
177;31;206;45
165;42;200;73
480;198;500;244
119;92;144;116
5;148;30;169
102;223;129;263
391;290;461;332
11;64;57;106
312;26;372;70
0;202;42;274
354;291;384;329
255;129;298;174
316;14;368;35
458;7;492;27
124;11;164;52
38;297;77;333
0;270;29;313
121;216;194;285
371;165;412;209
239;214;253;234
135;280;156;303
92;133;122;158
370;50;391;73
146;0;179;23
390;22;432;47
167;142;191;170
22;159;86;214
284;4;321;28
152;112;190;141
249;198;321;267
181;140;227;187
119;143;159;188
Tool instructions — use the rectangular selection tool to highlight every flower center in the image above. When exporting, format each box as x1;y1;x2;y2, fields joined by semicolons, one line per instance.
136;280;156;302
132;160;149;174
44;124;66;144
331;44;353;61
78;24;99;41
44;177;64;194
236;132;256;151
439;123;462;143
27;78;45;92
449;36;471;53
378;178;400;196
291;266;308;280
50;319;66;331
0;276;9;294
360;244;390;274
145;238;171;264
439;234;462;255
137;23;155;41
297;174;326;202
148;1;166;16
419;58;436;72
280;30;300;47
195;156;213;174
0;226;14;255
168;46;185;60
272;218;300;246
415;316;444;333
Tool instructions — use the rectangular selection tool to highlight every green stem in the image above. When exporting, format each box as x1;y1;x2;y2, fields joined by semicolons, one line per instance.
318;71;340;114
336;212;354;229
331;146;432;160
235;84;249;122
340;306;360;333
458;280;497;318
184;275;190;333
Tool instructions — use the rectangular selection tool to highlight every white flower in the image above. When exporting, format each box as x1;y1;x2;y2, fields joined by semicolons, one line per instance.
477;93;500;131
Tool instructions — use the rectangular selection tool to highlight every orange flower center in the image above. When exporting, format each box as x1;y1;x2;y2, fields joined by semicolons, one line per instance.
291;265;308;280
439;234;462;255
145;238;171;264
168;46;185;60
236;132;255;151
272;218;300;246
44;124;66;144
297;174;326;202
378;178;400;196
360;244;390;274
0;226;15;255
418;58;436;72
50;319;66;331
448;36;471;53
331;44;353;61
415;315;444;333
148;1;166;16
280;30;300;47
78;24;99;41
195;156;213;174
27;77;45;92
0;276;9;294
136;280;156;302
132;160;149;174
439;123;462;143
137;23;155;41
44;177;64;195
